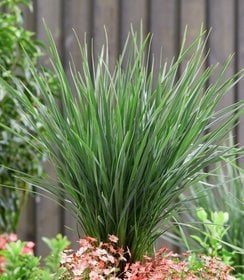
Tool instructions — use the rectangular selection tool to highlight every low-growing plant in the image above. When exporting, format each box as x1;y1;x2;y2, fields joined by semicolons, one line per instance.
42;234;70;274
61;235;236;279
0;233;237;279
0;233;70;280
0;26;243;262
164;157;244;276
0;240;40;280
0;233;34;273
191;208;233;265
60;235;125;279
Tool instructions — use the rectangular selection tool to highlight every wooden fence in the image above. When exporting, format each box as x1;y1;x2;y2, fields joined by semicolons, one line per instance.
16;0;244;256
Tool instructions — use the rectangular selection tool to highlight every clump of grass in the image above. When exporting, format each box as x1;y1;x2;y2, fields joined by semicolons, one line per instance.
0;26;243;261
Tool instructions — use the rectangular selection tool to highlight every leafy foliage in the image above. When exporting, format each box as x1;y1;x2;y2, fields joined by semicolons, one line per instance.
0;240;40;280
0;233;236;279
0;26;243;261
0;0;57;233
165;158;244;276
42;234;70;274
61;235;236;279
0;233;69;280
191;208;233;265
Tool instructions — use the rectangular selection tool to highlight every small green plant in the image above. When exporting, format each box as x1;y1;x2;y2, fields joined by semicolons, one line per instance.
0;0;57;233
0;241;40;280
191;208;233;265
165;157;244;276
0;26;243;262
0;233;70;280
42;234;70;274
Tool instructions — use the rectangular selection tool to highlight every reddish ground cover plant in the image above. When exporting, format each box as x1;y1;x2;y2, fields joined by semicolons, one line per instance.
61;235;236;280
61;235;126;279
0;233;34;273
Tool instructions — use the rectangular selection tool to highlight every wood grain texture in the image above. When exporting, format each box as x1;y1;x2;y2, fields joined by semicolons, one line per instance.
17;197;36;242
93;0;119;70
62;0;91;246
207;0;235;109
34;0;62;257
180;0;206;71
180;0;206;39
35;0;61;47
63;0;91;70
237;0;244;152
150;0;178;74
120;0;149;49
17;3;36;243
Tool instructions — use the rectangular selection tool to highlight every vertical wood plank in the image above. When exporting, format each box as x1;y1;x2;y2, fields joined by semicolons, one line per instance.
34;0;62;256
17;196;36;242
150;0;178;75
120;0;149;48
17;4;36;242
63;0;91;71
149;0;178;251
35;0;62;51
237;0;244;151
181;0;206;40
22;4;35;31
207;0;235;111
62;0;92;246
93;0;119;70
180;0;206;71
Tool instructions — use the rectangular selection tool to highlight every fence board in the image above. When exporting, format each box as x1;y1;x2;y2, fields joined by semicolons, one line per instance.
120;0;149;49
22;4;35;31
34;0;63;256
93;0;119;70
62;0;92;246
181;0;206;37
207;0;235;110
237;0;244;151
150;0;179;251
17;4;36;243
62;0;91;69
150;0;178;75
180;0;206;72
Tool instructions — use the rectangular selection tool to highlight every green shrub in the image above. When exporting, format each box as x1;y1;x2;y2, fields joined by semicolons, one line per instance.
42;234;70;275
0;0;57;233
0;26;243;261
0;233;69;279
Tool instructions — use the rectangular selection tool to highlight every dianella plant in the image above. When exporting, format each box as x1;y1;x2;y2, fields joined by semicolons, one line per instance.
0;26;243;262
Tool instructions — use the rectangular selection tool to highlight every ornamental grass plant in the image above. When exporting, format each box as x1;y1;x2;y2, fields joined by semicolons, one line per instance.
0;26;243;262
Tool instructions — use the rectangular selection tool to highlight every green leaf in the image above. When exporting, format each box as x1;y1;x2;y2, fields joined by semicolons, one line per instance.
196;208;208;222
